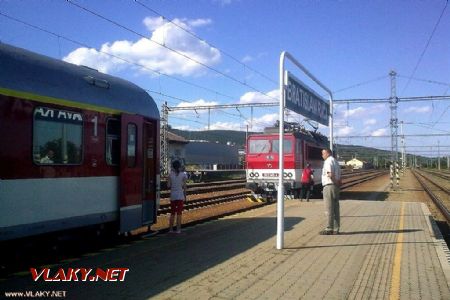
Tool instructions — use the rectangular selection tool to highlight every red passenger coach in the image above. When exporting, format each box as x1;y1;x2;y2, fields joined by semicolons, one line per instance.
0;43;160;241
245;125;328;199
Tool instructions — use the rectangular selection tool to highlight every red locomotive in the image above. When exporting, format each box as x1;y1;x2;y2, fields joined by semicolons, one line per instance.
0;43;160;241
245;123;328;200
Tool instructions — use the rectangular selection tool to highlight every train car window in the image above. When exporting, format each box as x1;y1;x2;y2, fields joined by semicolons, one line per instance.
272;140;293;154
127;123;137;167
249;139;270;154
106;119;120;166
33;107;83;165
307;145;322;160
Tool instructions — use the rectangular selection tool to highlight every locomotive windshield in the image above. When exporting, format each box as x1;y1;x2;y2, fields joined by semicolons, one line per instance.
248;139;293;154
272;140;292;154
249;139;270;153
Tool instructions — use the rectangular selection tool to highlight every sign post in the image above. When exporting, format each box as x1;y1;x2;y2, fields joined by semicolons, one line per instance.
277;51;333;250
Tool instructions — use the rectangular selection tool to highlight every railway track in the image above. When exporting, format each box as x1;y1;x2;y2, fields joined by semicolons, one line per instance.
412;169;450;223
1;170;388;278
158;169;385;205
160;179;246;199
155;169;388;224
158;190;250;215
340;170;388;189
421;169;450;181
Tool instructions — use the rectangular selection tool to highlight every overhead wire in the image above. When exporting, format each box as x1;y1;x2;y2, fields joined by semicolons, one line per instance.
397;75;450;88
134;0;278;86
432;104;450;128
0;11;239;103
332;75;388;95
0;8;283;130
65;0;279;102
0;11;282;130
8;3;447;136
401;0;448;95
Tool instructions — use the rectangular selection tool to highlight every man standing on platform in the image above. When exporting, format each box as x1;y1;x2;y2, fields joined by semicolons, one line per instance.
320;148;342;235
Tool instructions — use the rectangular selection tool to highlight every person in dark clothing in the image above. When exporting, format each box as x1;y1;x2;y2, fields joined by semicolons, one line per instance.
300;163;314;201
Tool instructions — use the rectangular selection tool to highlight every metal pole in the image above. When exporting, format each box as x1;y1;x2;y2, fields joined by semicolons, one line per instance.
438;140;441;170
161;102;169;177
208;108;211;131
389;70;399;188
329;94;334;152
400;121;405;175
277;52;286;250
277;51;333;250
250;106;253;130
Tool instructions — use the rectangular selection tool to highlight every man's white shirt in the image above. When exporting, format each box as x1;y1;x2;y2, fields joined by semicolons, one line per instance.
322;156;341;186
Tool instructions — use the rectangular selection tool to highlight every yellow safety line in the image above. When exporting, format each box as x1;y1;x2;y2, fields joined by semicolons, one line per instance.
390;202;405;300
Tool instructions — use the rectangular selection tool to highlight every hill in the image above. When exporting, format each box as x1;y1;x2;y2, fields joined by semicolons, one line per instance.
170;128;252;147
171;129;425;167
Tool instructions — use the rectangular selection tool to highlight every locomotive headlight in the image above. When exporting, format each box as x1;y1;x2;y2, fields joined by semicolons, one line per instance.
287;172;293;178
254;172;259;177
249;172;255;177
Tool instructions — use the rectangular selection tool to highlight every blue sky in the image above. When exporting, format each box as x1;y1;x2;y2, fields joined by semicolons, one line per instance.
1;0;449;158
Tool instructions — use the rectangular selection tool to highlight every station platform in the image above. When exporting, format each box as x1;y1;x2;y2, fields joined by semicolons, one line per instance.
2;196;450;299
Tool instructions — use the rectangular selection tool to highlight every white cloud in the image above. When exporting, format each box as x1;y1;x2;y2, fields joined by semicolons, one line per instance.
208;121;244;131
171;99;219;116
247;113;279;132
343;107;366;118
337;126;354;136
364;118;377;126
403;106;431;113
171;124;193;131
241;52;267;63
242;55;253;63
187;18;212;27
239;89;279;104
371;128;388;136
143;16;166;31
175;99;218;108
370;104;387;112
213;0;233;6
63;16;220;76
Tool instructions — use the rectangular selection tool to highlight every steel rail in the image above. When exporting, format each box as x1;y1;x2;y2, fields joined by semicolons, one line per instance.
412;170;450;223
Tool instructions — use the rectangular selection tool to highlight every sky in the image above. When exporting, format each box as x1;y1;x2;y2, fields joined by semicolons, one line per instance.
0;0;449;158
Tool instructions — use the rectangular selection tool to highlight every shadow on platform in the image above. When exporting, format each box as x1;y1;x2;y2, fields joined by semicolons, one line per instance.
2;216;304;300
285;239;433;250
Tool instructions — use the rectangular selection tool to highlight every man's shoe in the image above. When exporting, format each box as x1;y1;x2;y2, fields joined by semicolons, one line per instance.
333;230;339;235
319;230;333;235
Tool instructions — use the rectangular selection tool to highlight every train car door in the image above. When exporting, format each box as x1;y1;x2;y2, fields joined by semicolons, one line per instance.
119;114;144;233
142;121;157;225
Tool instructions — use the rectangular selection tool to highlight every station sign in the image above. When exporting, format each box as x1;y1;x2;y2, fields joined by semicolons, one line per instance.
285;72;329;126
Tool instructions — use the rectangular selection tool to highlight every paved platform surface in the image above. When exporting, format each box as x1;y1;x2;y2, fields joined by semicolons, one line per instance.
2;197;450;299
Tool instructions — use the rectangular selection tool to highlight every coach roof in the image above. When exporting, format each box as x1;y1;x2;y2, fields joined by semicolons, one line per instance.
0;43;159;119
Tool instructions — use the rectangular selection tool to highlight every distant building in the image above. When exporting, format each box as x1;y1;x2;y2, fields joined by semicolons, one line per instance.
168;132;189;165
185;141;240;170
346;158;365;169
346;158;373;169
337;160;346;167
